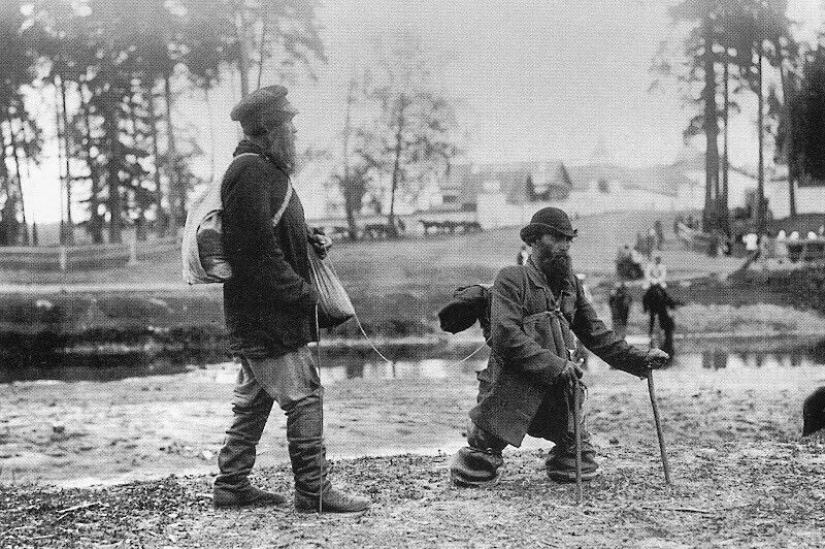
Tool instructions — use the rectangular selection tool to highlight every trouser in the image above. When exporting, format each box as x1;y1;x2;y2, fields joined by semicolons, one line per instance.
214;347;330;497
451;378;592;485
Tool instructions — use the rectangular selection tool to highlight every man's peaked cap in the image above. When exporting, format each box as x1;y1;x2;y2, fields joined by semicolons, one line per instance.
230;85;298;136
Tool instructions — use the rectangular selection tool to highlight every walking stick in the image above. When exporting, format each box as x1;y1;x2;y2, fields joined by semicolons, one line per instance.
315;305;325;513
646;370;672;485
573;374;583;505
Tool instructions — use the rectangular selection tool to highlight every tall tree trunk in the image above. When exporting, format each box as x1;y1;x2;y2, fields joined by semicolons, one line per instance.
127;90;147;242
80;81;104;243
58;73;75;245
777;58;797;218
163;74;180;237
0;119;13;246
388;96;406;238
6;113;29;244
702;10;720;233
342;80;358;240
721;57;730;235
756;44;766;235
55;93;66;245
234;2;250;97
103;92;122;244
257;6;267;89
146;81;166;237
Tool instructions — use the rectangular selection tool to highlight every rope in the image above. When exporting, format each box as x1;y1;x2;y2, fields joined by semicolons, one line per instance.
323;253;488;369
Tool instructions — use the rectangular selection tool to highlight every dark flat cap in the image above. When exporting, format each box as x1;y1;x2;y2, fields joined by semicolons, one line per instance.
231;85;298;135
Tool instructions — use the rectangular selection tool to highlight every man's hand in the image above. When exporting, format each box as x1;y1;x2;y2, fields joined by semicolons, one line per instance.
557;360;584;387
309;233;333;259
643;348;670;372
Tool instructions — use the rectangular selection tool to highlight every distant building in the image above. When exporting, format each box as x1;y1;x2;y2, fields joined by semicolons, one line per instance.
438;160;690;229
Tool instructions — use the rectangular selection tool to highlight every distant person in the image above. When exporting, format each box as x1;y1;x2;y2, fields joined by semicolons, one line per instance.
449;207;669;488
775;230;789;263
789;231;800;241
646;228;658;258
807;231;818;240
608;282;633;340
653;219;665;250
643;253;667;290
516;243;530;266
616;244;643;280
743;232;759;256
213;85;369;513
642;283;678;358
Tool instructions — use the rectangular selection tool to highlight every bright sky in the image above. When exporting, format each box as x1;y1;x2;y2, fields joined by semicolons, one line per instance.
21;0;824;223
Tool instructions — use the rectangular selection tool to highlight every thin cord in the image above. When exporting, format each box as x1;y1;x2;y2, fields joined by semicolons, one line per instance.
324;253;488;367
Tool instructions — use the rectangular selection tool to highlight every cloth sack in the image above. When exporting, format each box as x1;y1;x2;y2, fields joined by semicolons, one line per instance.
181;153;292;284
307;250;355;328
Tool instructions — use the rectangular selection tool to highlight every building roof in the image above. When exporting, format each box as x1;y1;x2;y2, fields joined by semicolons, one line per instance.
445;161;573;205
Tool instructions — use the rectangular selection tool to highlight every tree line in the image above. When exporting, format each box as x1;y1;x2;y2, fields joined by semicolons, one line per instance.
0;0;325;246
654;0;825;236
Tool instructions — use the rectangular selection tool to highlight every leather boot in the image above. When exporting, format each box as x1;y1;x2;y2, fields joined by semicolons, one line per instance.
287;390;370;513
450;422;507;488
214;387;286;504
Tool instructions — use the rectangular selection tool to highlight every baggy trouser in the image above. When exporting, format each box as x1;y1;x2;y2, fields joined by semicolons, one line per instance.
451;377;598;486
215;348;330;496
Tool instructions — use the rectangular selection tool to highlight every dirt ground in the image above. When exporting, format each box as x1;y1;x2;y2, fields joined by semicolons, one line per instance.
2;353;824;548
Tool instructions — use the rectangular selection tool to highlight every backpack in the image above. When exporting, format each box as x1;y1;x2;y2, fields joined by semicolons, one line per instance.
181;153;293;285
438;284;493;339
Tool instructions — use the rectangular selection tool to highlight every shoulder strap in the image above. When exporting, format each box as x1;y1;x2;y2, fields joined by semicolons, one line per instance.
227;152;293;227
271;178;293;227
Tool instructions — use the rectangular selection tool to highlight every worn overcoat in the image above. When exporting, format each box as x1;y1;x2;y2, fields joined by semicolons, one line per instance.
469;258;648;447
221;140;318;358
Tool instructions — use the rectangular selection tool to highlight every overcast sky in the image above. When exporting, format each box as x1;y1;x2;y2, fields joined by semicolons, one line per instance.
194;0;824;173
26;0;824;223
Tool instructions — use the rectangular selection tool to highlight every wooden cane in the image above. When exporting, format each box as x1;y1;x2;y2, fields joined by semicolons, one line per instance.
573;375;583;505
647;370;672;485
314;305;325;513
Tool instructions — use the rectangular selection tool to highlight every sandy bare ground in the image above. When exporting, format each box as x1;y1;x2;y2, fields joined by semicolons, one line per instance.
2;353;824;548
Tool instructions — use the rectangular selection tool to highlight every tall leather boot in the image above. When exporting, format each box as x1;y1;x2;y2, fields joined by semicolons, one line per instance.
214;389;286;507
287;389;370;513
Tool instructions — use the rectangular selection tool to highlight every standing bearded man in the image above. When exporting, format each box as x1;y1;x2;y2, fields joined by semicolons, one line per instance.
450;207;669;487
213;85;370;513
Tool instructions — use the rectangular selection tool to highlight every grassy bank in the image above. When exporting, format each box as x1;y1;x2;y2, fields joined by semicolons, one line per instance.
1;211;823;365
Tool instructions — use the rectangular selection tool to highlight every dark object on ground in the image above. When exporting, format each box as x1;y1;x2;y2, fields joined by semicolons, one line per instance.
213;485;287;508
802;386;825;437
643;284;679;358
294;486;371;513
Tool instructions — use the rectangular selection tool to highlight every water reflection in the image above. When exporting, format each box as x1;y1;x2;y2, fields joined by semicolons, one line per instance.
678;348;819;370
2;338;825;384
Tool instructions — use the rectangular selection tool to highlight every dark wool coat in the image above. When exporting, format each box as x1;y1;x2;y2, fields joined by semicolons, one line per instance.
469;258;648;447
221;140;318;358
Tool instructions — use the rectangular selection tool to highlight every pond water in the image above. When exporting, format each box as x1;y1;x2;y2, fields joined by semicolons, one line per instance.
2;336;824;384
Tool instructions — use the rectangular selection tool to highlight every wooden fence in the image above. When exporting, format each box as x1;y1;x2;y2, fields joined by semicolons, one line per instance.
0;237;180;271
